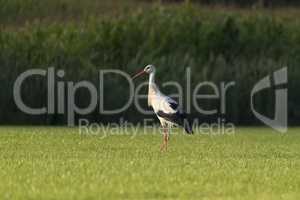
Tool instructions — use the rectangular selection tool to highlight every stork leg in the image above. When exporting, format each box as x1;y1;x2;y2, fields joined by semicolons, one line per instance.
160;127;169;152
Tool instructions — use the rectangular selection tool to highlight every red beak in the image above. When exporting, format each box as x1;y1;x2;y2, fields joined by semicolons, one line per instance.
132;70;146;80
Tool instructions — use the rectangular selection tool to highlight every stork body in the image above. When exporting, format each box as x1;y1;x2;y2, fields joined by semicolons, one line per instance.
132;65;193;151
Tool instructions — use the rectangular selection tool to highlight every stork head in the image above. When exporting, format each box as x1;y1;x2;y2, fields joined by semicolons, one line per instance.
144;65;155;74
132;65;155;79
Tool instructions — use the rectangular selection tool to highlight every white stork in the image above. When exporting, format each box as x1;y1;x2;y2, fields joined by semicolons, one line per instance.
132;65;193;151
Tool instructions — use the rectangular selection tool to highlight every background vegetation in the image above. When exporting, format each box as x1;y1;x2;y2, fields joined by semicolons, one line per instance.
0;0;299;125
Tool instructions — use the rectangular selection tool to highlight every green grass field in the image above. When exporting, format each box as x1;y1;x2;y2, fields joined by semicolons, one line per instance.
0;127;299;200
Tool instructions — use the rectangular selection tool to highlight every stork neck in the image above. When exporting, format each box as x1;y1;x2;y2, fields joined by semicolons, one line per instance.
147;71;159;106
149;72;155;85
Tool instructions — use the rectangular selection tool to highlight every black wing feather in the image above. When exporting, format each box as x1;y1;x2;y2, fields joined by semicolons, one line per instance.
169;102;178;110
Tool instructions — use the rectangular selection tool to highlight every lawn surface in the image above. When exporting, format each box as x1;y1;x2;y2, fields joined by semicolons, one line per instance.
0;127;299;200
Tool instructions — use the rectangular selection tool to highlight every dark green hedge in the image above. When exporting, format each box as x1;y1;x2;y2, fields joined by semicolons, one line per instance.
161;0;300;7
0;7;299;125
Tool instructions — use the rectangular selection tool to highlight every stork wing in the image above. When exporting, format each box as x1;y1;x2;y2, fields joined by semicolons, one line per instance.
161;96;179;112
165;97;178;111
156;110;193;134
156;110;184;123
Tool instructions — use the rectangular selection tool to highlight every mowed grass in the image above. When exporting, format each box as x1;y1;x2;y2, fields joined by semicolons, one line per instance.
0;127;299;200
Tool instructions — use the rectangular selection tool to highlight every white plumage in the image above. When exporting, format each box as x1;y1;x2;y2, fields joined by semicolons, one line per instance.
132;65;193;151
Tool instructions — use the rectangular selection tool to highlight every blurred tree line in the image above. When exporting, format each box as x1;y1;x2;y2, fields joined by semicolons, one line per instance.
0;7;299;125
159;0;300;7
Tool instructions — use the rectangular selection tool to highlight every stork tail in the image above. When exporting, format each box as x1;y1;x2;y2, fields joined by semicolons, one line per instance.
183;118;193;134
